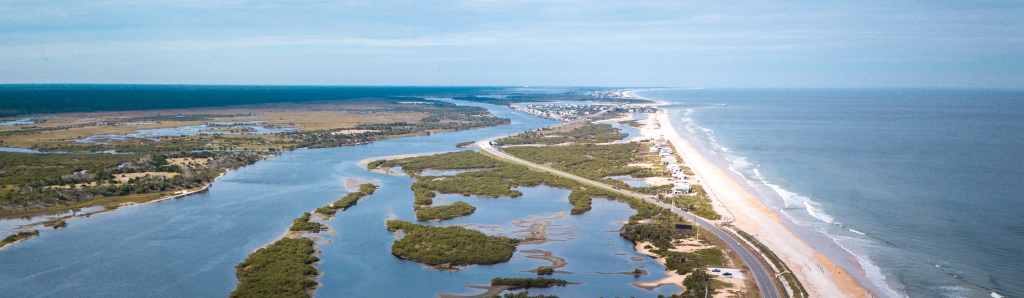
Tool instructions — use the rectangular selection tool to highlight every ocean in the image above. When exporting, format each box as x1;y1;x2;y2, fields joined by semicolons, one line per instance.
638;89;1024;298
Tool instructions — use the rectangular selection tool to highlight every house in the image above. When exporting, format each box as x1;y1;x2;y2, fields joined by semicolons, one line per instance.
671;182;691;194
649;146;659;153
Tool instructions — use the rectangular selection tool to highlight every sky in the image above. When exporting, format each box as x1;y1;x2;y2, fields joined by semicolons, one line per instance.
1;0;1022;88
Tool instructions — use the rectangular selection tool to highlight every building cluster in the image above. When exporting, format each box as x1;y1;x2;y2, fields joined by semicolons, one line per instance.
650;134;691;195
510;104;608;121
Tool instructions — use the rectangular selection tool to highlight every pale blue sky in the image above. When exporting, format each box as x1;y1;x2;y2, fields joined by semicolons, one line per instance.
1;0;1021;87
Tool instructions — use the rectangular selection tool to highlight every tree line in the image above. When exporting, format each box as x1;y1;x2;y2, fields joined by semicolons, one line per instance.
1;151;265;214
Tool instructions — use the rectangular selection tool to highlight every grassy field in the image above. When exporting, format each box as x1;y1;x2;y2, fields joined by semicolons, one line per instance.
1;100;458;151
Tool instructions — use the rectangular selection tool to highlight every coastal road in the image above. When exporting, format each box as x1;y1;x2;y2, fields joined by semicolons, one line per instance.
476;138;782;298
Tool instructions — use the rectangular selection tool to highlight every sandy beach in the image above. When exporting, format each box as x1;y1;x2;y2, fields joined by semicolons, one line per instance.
640;111;872;297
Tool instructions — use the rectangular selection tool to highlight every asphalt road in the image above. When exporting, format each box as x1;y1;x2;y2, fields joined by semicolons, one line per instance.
477;137;782;298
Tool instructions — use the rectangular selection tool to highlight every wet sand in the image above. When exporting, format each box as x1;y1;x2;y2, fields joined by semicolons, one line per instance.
642;111;871;297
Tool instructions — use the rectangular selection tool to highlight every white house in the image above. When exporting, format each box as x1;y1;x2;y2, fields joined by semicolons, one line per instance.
672;182;691;194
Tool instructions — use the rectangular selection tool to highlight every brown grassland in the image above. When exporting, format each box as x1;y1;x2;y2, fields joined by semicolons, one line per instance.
0;100;436;151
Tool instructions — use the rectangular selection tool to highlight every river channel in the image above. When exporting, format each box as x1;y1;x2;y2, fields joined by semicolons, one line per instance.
0;100;681;297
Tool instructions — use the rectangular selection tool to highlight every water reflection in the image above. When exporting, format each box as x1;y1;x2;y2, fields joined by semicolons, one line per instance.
0;101;676;297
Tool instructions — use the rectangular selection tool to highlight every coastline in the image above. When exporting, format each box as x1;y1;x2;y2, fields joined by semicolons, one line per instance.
11;172;228;231
357;151;454;176
641;111;872;297
3;154;276;252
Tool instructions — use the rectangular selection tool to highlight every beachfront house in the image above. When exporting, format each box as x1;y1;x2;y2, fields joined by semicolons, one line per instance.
649;146;659;154
672;182;691;194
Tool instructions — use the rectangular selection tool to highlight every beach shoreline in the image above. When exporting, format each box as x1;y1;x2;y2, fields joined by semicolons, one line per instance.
639;111;873;297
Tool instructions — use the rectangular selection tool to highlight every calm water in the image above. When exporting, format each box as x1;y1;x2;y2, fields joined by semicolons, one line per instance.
0;100;680;297
74;121;295;144
639;89;1024;298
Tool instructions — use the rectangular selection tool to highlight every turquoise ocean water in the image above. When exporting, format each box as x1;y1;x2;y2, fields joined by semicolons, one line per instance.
640;89;1024;298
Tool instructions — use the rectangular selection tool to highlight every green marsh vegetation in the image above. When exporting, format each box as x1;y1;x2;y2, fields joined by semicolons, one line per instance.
502;142;671;194
494;123;627;146
384;144;736;295
456;141;475;148
618;119;643;128
484;292;558;298
415;201;477;221
1;230;39;248
28;134;290;153
313;183;377;215
0;151;266;215
230;237;319;298
384;150;685;217
491;277;570;288
331;192;364;210
366;159;387;170
359;183;378;194
288;212;322;232
233;182;380;297
51;220;67;228
383;151;607;215
386;220;519;264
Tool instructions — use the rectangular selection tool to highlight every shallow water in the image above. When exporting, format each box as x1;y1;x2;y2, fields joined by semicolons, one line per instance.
0;147;43;153
0;118;34;126
605;175;652;188
640;89;1024;298
73;122;295;144
0;100;680;297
